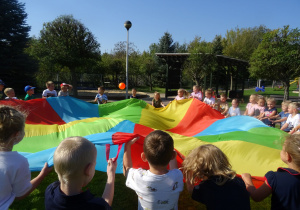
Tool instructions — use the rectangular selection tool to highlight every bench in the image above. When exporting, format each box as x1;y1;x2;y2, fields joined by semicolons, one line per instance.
269;95;300;102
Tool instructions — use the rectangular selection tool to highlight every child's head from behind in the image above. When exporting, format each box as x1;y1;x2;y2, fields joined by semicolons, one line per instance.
54;136;97;186
182;144;235;185
4;88;15;98
232;98;239;108
46;81;55;91
98;86;105;95
281;134;300;169
143;130;174;167
0;106;25;149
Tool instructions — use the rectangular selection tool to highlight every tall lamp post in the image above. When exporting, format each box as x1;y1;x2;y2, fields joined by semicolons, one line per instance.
124;20;132;99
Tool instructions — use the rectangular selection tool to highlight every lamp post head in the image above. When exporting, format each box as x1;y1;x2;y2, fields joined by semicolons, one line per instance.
124;21;132;30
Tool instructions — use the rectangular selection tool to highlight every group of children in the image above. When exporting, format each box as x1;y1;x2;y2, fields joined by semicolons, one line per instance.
151;85;241;117
0;80;73;101
1;105;299;209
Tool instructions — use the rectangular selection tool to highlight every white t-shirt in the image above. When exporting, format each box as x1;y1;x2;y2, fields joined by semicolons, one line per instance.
0;152;32;209
42;89;57;97
286;114;300;130
4;97;18;100
126;168;183;210
203;97;215;105
58;90;69;97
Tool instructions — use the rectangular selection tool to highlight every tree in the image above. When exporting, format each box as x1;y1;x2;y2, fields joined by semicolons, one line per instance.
184;36;215;86
0;0;34;89
249;26;300;100
28;15;101;96
223;25;268;61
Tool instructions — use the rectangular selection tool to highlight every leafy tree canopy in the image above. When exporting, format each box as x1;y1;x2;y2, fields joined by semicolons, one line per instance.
249;25;300;99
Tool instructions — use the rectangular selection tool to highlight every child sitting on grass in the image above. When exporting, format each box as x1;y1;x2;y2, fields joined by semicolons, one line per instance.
45;136;117;209
152;91;165;108
270;101;291;131
203;89;215;107
260;98;277;127
175;88;189;100
226;98;241;117
94;86;108;104
58;83;73;97
215;93;229;116
4;88;18;100
182;144;250;210
0;106;52;209
42;81;57;98
24;85;36;101
242;134;300;210
189;85;203;101
123;130;183;209
244;94;257;116
280;102;300;133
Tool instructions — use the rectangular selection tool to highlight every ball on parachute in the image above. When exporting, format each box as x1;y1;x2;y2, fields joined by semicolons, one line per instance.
119;82;126;90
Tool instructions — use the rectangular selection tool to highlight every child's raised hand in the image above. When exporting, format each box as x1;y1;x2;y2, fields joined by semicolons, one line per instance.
107;158;118;176
126;136;140;146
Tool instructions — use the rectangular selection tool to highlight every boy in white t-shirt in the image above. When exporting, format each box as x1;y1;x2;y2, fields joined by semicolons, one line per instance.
123;130;184;210
42;81;57;98
203;89;215;107
281;102;300;133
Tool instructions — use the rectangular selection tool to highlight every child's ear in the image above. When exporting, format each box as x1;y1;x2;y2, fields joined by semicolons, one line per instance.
141;152;148;162
84;163;92;176
287;153;293;163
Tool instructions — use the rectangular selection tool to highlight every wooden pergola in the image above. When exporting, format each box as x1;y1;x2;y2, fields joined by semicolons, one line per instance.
155;53;249;98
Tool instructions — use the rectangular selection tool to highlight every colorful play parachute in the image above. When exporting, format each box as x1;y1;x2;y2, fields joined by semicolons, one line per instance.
1;97;287;187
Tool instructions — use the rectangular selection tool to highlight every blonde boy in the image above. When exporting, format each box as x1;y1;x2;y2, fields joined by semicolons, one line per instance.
42;81;57;98
203;89;215;107
4;88;18;99
281;102;300;133
123;130;184;210
45;136;117;209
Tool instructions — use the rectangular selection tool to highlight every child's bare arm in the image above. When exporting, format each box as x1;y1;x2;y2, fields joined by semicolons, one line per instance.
244;109;248;116
280;122;289;131
273;117;287;123
241;173;272;202
102;158;117;206
16;162;52;200
123;137;139;176
161;102;165;107
169;151;178;170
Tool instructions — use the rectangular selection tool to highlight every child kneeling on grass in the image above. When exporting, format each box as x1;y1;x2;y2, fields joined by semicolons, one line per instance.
123;130;183;210
45;136;117;210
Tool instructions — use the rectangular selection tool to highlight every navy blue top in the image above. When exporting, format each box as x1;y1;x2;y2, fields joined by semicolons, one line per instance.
130;95;139;99
192;176;250;210
45;181;112;210
265;167;300;210
262;107;277;126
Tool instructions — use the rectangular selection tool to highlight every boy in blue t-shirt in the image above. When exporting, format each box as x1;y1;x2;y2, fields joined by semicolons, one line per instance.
94;86;108;104
270;101;291;131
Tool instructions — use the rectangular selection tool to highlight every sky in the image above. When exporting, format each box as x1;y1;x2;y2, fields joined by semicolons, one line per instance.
19;0;300;54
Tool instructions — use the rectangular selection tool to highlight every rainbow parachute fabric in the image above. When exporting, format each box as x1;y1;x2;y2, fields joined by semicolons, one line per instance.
1;97;287;187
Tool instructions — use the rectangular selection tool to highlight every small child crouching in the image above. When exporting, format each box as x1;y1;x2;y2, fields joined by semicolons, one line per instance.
226;98;241;117
45;136;117;209
182;144;250;210
123;130;183;209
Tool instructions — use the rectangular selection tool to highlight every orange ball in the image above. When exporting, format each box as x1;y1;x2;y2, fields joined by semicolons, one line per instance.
119;82;126;90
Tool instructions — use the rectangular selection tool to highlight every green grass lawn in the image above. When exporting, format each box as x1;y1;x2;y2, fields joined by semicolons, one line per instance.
11;84;297;209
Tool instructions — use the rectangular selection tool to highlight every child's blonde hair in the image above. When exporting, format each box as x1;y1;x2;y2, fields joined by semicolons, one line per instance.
46;81;54;87
289;102;298;110
282;100;291;106
266;97;276;105
232;98;239;104
284;134;300;168
250;94;258;103
4;88;13;96
53;136;96;184
193;85;201;91
178;88;189;98
0;106;25;146
182;144;236;186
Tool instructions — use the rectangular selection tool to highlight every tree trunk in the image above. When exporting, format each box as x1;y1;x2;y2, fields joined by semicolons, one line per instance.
70;69;78;97
283;81;290;100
